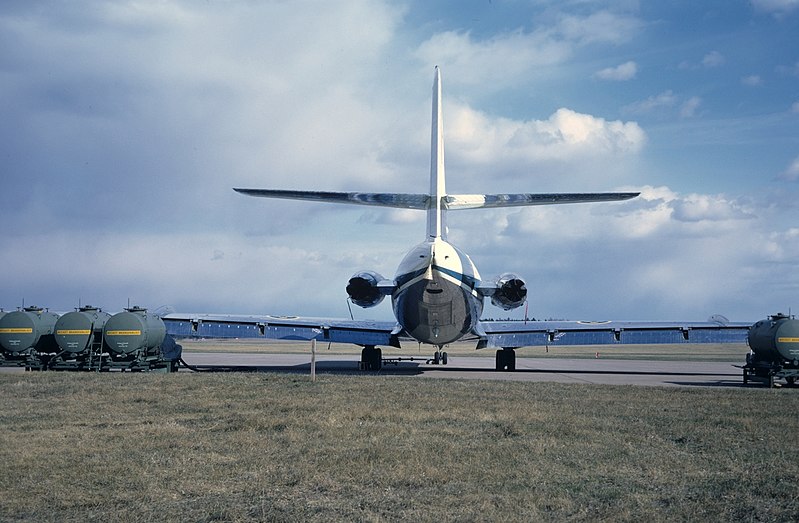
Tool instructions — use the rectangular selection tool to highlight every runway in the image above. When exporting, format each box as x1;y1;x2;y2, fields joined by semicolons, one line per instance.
181;352;748;388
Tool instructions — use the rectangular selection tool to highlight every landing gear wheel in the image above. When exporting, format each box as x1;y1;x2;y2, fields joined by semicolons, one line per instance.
441;351;448;365
361;346;382;371
495;349;516;371
433;351;441;365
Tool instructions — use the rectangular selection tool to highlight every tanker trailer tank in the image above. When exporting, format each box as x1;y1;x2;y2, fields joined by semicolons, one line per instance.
103;306;177;371
52;306;112;369
0;306;60;368
743;313;799;387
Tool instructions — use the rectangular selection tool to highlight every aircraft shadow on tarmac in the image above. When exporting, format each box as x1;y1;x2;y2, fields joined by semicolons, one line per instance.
179;358;762;388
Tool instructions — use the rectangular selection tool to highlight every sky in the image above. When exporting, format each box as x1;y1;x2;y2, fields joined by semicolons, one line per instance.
1;0;798;323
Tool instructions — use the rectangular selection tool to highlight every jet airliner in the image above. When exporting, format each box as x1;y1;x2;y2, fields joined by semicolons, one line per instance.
234;68;636;367
163;68;750;371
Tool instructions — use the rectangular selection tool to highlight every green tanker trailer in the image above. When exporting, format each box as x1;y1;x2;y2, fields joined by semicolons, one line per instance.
0;306;60;368
50;306;112;370
102;306;181;371
743;313;799;387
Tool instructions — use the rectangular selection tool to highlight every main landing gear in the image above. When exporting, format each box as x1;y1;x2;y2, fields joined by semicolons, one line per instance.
360;346;382;371
495;348;516;371
359;345;451;371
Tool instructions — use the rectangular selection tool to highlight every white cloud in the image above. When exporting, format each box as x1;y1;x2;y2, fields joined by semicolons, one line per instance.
1;1;797;325
554;10;642;45
776;61;799;76
680;96;702;118
446;104;646;167
670;194;754;222
415;11;642;89
702;50;725;68
741;74;763;86
778;156;799;181
751;0;799;15
594;61;638;81
679;50;726;70
448;183;793;321
623;90;677;114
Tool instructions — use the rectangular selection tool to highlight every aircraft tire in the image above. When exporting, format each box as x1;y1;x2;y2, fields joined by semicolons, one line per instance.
495;349;515;371
441;351;448;365
506;350;516;371
495;350;505;371
361;347;382;371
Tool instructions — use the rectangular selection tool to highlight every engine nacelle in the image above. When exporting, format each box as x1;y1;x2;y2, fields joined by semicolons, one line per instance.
490;273;528;310
346;271;387;308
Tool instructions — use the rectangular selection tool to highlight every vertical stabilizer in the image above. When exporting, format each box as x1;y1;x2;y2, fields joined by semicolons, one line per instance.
427;67;446;240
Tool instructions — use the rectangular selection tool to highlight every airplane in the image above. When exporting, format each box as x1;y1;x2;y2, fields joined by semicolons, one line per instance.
162;68;751;370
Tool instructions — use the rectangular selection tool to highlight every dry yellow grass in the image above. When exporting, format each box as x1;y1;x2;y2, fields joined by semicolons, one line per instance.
0;372;796;521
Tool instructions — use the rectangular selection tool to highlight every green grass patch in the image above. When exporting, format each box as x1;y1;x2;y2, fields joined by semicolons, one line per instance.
1;373;796;521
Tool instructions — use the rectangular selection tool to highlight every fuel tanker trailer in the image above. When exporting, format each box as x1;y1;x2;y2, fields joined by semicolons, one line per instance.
51;306;112;369
743;313;799;387
0;306;60;368
102;306;181;371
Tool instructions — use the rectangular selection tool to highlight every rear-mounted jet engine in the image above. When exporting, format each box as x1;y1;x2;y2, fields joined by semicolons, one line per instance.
346;270;388;308
490;273;528;311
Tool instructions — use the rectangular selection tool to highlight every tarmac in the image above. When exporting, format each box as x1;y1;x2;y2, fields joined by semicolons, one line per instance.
181;352;751;388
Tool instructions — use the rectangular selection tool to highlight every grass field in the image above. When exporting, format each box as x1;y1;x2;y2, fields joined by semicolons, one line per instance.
180;338;752;362
1;372;797;521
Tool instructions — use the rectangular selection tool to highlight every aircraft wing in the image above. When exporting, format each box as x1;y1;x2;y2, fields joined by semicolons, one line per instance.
476;319;750;348
162;313;402;348
445;192;640;210
234;189;430;210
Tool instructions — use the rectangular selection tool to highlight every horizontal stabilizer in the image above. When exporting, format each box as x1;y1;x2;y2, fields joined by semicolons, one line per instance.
234;188;429;210
235;188;639;211
444;192;639;210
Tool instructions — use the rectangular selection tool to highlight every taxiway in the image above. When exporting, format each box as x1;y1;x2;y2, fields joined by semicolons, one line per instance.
181;352;745;387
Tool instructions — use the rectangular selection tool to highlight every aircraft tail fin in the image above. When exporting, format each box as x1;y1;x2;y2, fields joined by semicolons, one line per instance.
427;66;446;240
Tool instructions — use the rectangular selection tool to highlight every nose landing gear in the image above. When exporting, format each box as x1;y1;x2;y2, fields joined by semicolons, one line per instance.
430;350;448;365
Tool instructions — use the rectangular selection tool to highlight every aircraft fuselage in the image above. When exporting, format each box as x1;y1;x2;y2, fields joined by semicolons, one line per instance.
392;238;483;346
